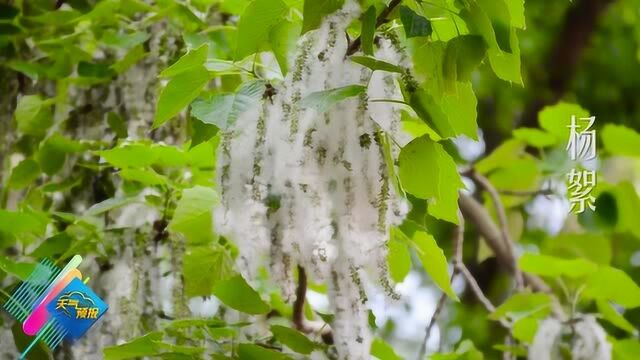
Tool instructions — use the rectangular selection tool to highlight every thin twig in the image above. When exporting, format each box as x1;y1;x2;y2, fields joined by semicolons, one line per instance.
469;171;524;290
458;192;567;320
457;213;508;327
416;290;449;360
346;0;402;56
498;188;554;197
503;335;514;360
417;213;464;360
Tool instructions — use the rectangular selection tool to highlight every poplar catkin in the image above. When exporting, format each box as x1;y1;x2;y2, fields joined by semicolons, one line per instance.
214;2;410;358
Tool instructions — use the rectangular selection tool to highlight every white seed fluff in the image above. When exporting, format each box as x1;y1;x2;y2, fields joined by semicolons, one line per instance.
214;2;410;358
529;315;611;360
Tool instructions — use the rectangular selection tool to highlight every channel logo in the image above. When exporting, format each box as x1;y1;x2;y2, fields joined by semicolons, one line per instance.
2;255;108;359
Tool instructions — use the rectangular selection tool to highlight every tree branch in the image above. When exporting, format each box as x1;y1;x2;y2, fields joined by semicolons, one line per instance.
292;265;334;344
453;214;510;327
458;192;567;319
293;265;307;331
458;193;548;292
346;0;402;56
469;171;524;290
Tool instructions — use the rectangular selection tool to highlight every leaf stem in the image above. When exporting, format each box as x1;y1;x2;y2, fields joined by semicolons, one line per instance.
469;170;525;290
369;98;410;106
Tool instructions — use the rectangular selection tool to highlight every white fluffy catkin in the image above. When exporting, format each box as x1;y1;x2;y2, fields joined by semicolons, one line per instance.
214;2;409;358
528;315;611;360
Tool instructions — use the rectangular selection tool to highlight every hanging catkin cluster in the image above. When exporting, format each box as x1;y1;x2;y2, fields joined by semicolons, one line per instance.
214;2;410;358
528;315;611;360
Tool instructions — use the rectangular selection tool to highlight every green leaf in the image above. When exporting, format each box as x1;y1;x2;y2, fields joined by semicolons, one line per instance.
361;6;377;55
487;27;522;84
153;66;210;128
410;82;478;140
613;339;640;360
350;56;404;73
37;134;84;175
0;23;21;35
0;4;19;19
270;325;318;354
8;159;40;189
120;168;167;186
299;85;366;113
238;343;292;360
191;118;219;148
371;337;402;360
235;0;288;60
101;30;150;49
190;80;265;130
410;230;458;301
601;124;640;157
112;45;148;74
399;6;432;38
107;112;128;138
104;332;164;360
212;274;271;314
0;257;36;281
475;139;525;174
388;228;412;283
99;144;158;168
78;61;116;79
511;317;538;343
487;157;539;207
103;331;205;359
431;339;484;360
160;44;209;78
183;246;234;297
490;293;551;322
11;322;51;360
302;0;344;34
14;95;53;137
461;2;522;83
542;233;611;265
505;0;525;29
512;128;557;148
596;299;636;334
30;232;73;258
585;266;640;308
443;35;487;85
169;186;219;245
611;182;640;239
398;136;463;223
0;210;48;237
269;20;301;76
519;253;597;279
538;102;590;143
84;196;139;217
